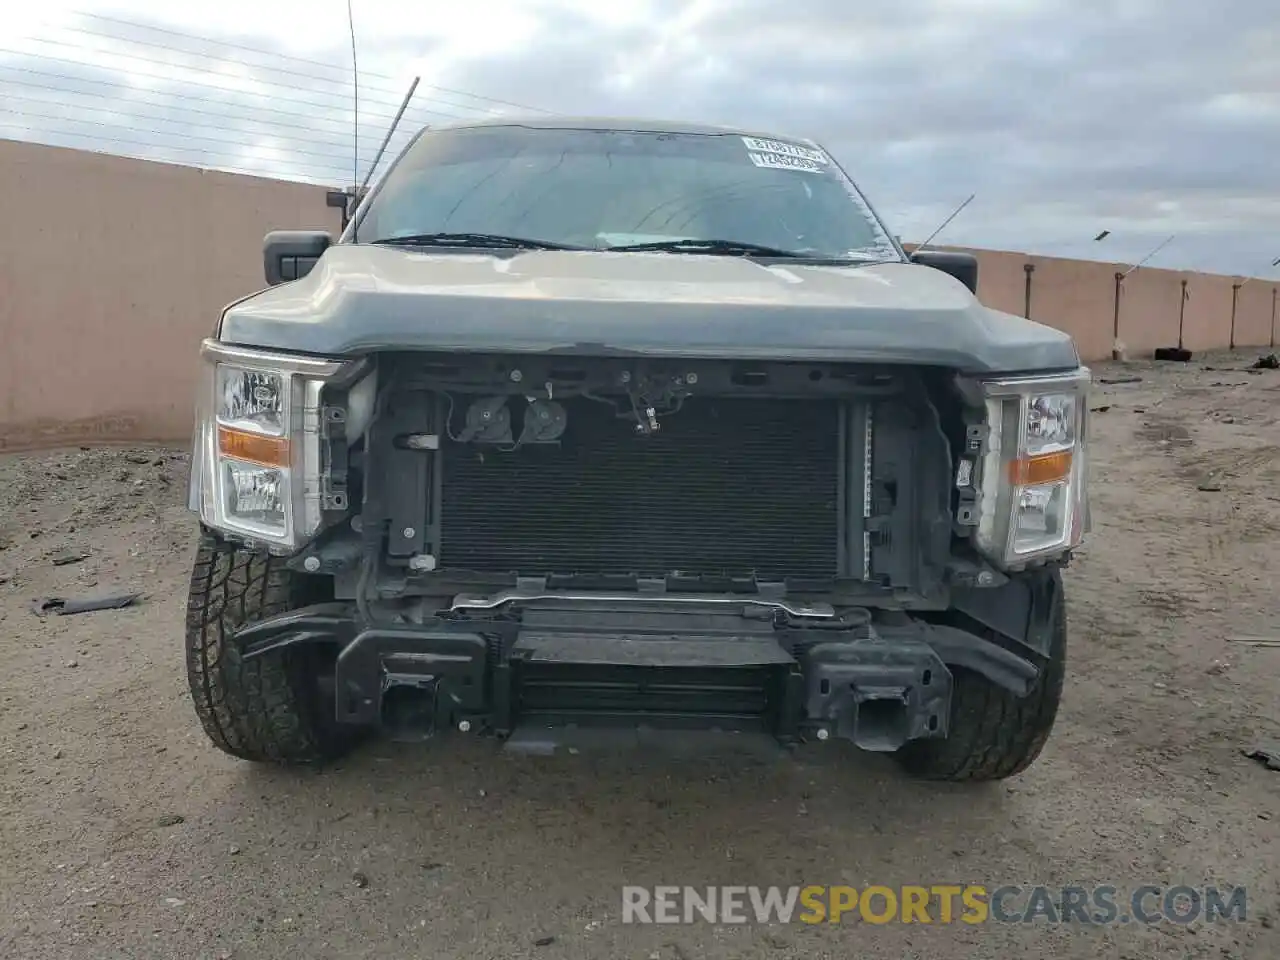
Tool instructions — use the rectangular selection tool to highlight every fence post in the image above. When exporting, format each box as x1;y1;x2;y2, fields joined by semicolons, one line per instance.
1271;288;1277;349
1111;272;1124;359
1230;283;1240;349
1023;263;1034;319
1178;279;1188;349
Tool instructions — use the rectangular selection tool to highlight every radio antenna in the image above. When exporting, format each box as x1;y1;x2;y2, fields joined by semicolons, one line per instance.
347;0;359;197
359;77;420;199
913;193;976;254
345;77;420;241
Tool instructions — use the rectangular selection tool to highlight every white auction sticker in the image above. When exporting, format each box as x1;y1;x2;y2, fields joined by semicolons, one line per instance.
741;136;829;165
748;151;825;172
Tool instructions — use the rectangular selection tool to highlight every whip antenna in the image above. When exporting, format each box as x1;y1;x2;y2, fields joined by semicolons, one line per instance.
347;0;359;238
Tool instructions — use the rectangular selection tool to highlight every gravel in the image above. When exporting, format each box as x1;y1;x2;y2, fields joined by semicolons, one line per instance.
0;354;1277;959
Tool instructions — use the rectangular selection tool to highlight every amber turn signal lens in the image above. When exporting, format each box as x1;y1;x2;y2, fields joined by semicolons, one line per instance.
1007;449;1072;486
217;425;290;468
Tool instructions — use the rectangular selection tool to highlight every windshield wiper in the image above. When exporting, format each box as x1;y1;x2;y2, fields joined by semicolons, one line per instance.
602;238;807;258
370;232;586;251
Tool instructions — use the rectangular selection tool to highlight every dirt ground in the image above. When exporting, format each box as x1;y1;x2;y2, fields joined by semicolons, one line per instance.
1;351;1278;960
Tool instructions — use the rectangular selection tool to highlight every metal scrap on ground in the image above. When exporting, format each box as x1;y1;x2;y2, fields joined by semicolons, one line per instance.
32;592;143;616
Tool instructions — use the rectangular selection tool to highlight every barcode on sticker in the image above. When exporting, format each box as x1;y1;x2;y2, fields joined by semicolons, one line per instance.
741;136;828;164
748;151;824;172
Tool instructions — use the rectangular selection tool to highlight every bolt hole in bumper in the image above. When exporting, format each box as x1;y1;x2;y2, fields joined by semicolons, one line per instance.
235;596;1039;752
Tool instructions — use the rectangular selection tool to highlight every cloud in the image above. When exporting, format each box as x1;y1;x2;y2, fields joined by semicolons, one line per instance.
2;0;1276;276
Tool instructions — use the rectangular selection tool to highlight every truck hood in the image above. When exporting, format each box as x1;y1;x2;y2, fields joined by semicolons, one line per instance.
219;244;1078;373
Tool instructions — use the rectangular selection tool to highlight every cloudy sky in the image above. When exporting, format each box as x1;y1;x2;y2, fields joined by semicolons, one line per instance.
3;0;1277;276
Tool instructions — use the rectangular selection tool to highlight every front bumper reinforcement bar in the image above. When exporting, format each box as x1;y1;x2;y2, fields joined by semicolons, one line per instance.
234;598;1039;750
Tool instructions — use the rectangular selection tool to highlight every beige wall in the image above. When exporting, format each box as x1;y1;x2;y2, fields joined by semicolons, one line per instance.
2;140;1277;450
0;140;341;451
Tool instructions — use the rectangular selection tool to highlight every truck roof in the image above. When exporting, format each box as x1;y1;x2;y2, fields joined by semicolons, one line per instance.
419;114;823;149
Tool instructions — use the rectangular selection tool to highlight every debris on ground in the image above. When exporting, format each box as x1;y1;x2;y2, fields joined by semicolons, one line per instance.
1099;376;1143;384
1196;482;1223;492
1228;634;1280;650
1091;404;1113;413
351;871;370;889
156;815;185;827
50;549;89;567
1242;742;1280;771
1251;354;1280;370
32;592;142;617
1154;347;1193;362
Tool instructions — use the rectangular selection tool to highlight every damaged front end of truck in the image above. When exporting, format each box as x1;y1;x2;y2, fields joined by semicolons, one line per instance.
183;117;1088;780
188;337;1087;761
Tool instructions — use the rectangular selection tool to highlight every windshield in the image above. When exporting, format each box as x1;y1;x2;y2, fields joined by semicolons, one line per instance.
352;124;903;262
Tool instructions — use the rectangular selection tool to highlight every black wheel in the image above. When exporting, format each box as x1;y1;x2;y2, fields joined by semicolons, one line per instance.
185;535;358;764
896;570;1067;782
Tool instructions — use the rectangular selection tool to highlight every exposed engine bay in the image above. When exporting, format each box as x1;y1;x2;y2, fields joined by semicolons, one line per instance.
215;351;1063;752
335;352;970;604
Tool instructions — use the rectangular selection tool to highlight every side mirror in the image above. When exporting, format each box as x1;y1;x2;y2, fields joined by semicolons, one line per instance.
264;230;332;286
910;249;979;295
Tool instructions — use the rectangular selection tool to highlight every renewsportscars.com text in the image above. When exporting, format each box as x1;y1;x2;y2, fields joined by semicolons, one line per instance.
621;884;1248;925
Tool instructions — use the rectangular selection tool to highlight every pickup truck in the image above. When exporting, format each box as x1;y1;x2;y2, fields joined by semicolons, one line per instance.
184;116;1089;781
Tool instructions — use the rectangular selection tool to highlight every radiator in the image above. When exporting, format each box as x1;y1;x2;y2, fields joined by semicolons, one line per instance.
437;395;840;582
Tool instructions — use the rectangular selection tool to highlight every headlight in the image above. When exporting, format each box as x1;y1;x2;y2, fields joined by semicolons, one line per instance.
218;366;286;435
972;368;1090;568
188;340;348;552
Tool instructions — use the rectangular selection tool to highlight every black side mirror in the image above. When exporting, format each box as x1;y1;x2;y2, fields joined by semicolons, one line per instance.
264;230;332;286
910;249;979;295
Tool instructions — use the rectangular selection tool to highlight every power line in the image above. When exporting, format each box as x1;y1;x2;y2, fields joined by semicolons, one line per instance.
0;16;554;186
4;106;357;170
70;9;551;114
0;126;352;184
0;47;529;181
1;58;445;178
0;43;487;126
59;20;523;121
2;94;426;186
56;19;512;120
58;22;428;102
0;68;421;145
1;57;434;184
3;90;381;156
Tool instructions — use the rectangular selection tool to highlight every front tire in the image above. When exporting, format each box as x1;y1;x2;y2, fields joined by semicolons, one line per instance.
184;536;357;764
896;571;1067;782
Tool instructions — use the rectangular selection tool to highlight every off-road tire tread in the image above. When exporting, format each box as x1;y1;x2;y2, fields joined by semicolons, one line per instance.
897;578;1067;782
185;535;347;764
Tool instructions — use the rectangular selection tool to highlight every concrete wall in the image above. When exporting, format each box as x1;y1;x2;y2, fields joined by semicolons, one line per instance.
0;140;341;451
2;139;1277;450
